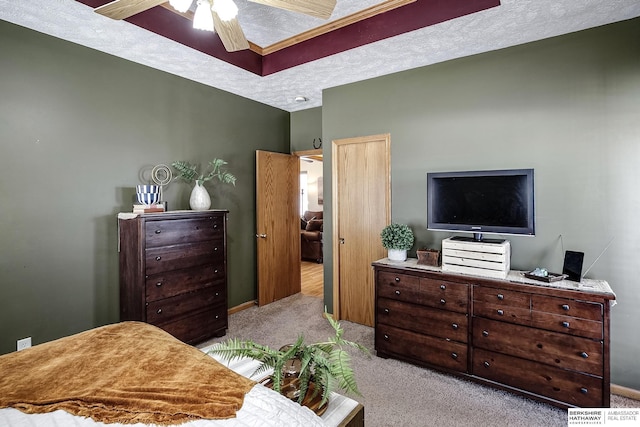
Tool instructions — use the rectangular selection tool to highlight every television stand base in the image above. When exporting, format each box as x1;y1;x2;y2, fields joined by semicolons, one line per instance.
450;235;505;244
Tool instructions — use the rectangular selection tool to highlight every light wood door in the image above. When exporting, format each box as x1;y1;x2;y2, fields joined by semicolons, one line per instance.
332;134;391;326
256;150;301;306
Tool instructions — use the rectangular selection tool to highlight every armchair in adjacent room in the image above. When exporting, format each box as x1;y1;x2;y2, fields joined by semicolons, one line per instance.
301;210;323;263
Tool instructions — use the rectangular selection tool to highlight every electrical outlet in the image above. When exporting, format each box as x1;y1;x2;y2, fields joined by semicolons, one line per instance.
17;337;31;351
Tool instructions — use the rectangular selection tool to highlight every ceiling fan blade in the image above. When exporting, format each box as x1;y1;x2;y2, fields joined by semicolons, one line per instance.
249;0;336;19
212;12;250;52
95;0;167;20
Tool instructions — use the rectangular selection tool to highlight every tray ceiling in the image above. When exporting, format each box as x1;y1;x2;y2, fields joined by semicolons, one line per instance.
1;0;639;111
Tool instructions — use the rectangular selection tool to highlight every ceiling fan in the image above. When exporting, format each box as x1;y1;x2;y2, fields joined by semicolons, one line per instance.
94;0;337;52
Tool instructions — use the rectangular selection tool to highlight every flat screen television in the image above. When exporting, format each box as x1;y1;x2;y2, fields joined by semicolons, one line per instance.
427;169;535;242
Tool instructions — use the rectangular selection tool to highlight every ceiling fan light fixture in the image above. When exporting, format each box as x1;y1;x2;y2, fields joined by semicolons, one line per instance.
168;0;193;13
212;0;239;22
193;0;215;32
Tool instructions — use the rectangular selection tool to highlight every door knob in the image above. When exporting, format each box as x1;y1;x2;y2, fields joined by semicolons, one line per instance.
256;234;267;238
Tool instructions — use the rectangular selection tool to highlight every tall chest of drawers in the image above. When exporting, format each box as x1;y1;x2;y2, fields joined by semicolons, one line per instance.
373;258;615;409
118;210;229;344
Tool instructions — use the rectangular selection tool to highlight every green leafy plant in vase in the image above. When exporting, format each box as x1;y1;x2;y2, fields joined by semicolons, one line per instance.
380;223;414;261
208;311;369;409
171;159;236;210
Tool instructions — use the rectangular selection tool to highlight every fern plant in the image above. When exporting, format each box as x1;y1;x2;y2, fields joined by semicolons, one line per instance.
208;311;369;408
171;159;236;187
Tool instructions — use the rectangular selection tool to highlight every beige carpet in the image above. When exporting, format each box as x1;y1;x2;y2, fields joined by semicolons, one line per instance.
200;293;637;427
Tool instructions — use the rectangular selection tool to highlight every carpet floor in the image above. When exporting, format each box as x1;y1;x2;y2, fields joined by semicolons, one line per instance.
200;293;637;427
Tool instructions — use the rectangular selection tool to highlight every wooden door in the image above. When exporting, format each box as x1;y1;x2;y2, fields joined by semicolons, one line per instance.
256;150;301;306
332;134;391;326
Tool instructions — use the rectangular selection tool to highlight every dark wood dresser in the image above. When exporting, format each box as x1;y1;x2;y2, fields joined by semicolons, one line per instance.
373;258;616;408
118;210;228;344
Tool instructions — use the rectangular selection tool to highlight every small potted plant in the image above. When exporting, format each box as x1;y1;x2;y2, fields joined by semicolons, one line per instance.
208;311;368;410
171;159;236;210
380;223;414;261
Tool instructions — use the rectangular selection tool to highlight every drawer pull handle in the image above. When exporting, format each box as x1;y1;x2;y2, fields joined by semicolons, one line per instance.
440;284;446;290
155;229;161;234
562;304;570;311
562;321;570;328
394;277;400;282
156;308;162;314
383;334;390;341
452;323;459;330
497;309;504;316
483;361;490;368
213;224;218;229
214;269;219;274
440;298;446;305
215;292;220;297
155;256;162;261
482;330;489;337
451;352;458;360
155;282;162;287
384;308;390;314
395;290;401;296
580;387;588;394
580;352;589;359
497;294;504;300
215;315;219;319
214;247;218;251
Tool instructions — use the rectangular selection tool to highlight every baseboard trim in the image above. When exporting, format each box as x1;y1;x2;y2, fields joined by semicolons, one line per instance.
612;383;640;401
228;300;257;315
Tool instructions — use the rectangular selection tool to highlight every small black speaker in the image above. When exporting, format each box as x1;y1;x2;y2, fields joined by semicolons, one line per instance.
563;251;584;282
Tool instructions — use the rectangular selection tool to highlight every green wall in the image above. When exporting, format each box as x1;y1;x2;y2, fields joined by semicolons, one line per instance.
0;20;290;355
291;107;322;152
321;18;640;389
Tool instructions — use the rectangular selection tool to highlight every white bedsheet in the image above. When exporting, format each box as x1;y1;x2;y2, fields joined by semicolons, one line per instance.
0;345;360;427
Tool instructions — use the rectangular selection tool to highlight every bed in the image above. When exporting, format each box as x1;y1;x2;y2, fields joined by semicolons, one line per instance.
0;322;363;427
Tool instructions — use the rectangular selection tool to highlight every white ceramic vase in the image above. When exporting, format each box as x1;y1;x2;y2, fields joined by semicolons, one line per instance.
387;248;407;262
189;182;211;210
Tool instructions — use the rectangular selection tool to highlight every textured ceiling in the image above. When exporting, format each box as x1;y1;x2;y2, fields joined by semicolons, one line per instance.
1;0;640;112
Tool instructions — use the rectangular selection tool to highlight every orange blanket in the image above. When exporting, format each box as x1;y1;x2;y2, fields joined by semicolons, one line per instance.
0;322;255;425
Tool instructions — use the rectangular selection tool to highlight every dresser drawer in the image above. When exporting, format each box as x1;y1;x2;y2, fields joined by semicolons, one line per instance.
377;271;421;303
146;264;225;301
146;286;226;324
531;295;603;320
145;241;224;275
473;348;603;407
473;317;603;376
377;297;468;343
145;216;225;248
473;286;530;308
473;301;531;326
530;312;603;340
376;324;468;372
530;295;603;339
420;278;469;313
159;307;227;345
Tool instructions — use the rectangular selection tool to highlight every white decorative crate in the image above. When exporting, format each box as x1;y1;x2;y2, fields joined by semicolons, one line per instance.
441;237;511;279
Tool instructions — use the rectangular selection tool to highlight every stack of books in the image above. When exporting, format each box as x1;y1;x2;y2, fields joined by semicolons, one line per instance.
133;203;165;214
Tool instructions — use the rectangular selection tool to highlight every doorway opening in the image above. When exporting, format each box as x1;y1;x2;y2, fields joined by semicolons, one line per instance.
297;150;324;299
